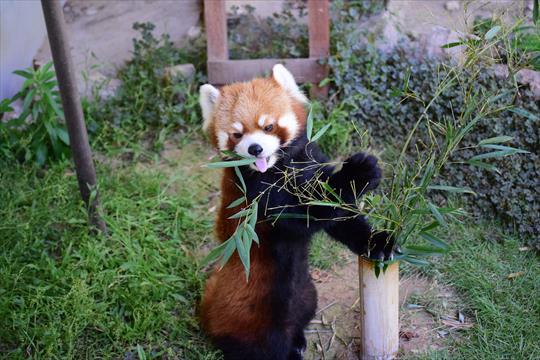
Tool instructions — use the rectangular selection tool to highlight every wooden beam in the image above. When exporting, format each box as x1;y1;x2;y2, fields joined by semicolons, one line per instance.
308;0;330;58
207;58;327;85
308;0;329;98
204;0;228;61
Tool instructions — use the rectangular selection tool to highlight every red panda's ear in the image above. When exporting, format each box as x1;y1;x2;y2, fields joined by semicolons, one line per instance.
199;84;220;132
272;64;308;104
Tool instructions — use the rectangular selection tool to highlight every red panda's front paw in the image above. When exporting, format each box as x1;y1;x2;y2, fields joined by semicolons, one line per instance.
342;153;382;193
368;231;396;261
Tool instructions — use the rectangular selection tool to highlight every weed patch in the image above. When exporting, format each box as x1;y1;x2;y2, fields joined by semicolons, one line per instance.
0;158;217;359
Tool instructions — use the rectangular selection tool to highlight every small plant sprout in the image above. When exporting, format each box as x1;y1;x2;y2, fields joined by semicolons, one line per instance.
1;62;70;165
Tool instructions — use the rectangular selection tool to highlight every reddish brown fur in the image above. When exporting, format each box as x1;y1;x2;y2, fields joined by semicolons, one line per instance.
207;78;306;151
201;168;273;342
200;74;308;345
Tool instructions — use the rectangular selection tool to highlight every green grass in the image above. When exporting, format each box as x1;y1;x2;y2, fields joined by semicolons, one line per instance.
1;144;538;359
401;221;540;360
433;223;540;359
309;232;349;270
0;158;219;359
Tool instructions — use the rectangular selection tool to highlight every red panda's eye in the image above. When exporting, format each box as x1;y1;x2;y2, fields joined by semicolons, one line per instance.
233;133;243;139
264;124;274;132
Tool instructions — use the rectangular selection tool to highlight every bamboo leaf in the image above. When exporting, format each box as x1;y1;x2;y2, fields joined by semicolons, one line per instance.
249;200;258;228
220;150;241;158
441;41;464;49
320;181;344;203
207;158;256;168
484;25;501;40
218;238;237;269
412;207;465;215
479;144;530;153
306;106;314;140
478;136;513;145
246;223;259;245
234;166;247;192
509;107;538;121
307;200;341;207
268;213;314;220
201;238;232;267
310;123;331;143
469;149;529;161
226;196;246;209
466;159;499;172
242;229;253;254
428;202;447;227
420;232;449;250
428;185;476;195
403;245;446;256
420;221;440;233
228;208;252;219
235;232;250;280
374;262;381;278
402;255;431;267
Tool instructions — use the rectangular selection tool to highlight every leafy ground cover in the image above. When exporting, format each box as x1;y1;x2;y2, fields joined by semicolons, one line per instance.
1;139;538;359
0;148;219;359
400;220;540;359
430;223;540;359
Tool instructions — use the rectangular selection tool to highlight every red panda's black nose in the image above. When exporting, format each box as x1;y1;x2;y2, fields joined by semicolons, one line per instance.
248;144;263;156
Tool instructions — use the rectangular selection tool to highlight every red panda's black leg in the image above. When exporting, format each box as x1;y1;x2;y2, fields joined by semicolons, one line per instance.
288;330;307;359
214;330;292;360
325;216;394;260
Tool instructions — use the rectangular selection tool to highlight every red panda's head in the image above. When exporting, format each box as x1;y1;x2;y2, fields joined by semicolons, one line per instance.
199;65;308;173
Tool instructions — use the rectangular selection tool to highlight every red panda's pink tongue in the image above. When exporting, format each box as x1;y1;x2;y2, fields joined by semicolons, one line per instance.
255;157;268;173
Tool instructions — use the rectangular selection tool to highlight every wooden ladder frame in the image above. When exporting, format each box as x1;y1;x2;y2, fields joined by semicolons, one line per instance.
204;0;329;97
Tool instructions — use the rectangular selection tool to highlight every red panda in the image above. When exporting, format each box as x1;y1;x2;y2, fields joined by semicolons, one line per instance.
199;65;392;360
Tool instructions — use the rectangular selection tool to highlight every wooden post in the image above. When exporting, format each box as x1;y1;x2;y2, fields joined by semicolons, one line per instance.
204;0;228;73
308;0;329;99
41;0;107;234
358;257;399;360
204;0;329;92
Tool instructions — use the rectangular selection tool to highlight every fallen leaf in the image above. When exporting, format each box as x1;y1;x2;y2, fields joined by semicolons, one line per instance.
442;318;473;330
310;269;331;283
458;311;465;323
437;330;449;338
406;303;424;310
399;330;418;341
507;271;524;279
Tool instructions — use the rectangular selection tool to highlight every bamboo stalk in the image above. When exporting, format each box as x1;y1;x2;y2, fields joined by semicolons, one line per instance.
358;257;399;360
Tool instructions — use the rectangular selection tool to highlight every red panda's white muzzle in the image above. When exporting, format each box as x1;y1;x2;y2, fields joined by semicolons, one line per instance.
235;131;280;173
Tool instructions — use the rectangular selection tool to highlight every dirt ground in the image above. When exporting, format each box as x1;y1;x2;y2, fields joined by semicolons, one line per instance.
305;255;471;359
152;140;472;359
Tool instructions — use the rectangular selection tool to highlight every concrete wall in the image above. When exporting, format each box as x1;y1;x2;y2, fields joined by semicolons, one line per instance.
1;0;47;100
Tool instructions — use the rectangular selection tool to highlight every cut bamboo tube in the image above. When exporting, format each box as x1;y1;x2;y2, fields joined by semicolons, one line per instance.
358;257;399;360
